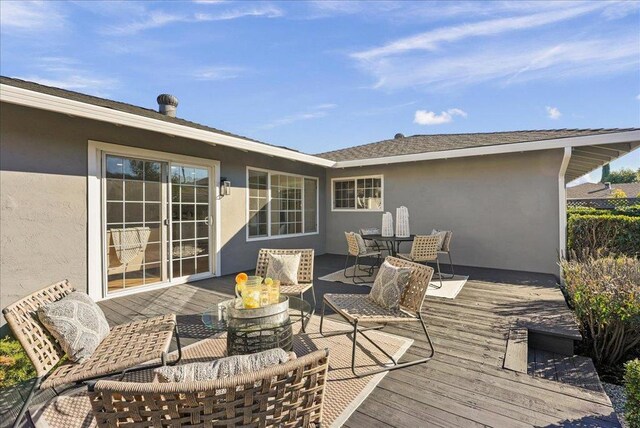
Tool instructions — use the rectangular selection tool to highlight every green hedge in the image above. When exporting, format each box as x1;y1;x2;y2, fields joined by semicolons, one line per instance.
626;359;640;428
567;214;640;257
0;336;35;388
568;205;640;217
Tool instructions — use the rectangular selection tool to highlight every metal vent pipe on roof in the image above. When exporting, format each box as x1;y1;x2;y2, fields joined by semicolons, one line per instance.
157;94;179;117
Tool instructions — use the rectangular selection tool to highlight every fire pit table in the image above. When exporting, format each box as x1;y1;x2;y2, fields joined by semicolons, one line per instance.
201;296;311;355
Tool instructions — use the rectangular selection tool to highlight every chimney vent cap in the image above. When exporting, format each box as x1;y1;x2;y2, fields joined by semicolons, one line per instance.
157;94;179;107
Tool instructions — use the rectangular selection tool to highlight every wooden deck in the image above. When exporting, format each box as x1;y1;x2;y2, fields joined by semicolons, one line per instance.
96;254;620;427
1;254;619;427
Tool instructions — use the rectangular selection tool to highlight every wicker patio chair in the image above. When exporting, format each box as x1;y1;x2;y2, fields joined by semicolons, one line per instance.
256;248;316;331
2;280;182;427
397;234;443;288
89;349;330;428
344;232;382;284
320;257;435;377
438;231;455;278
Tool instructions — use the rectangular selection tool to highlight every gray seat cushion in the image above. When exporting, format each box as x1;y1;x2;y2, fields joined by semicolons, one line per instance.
37;292;110;363
155;348;294;382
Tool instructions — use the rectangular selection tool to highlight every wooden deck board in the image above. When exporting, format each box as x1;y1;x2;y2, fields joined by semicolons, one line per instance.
92;254;617;427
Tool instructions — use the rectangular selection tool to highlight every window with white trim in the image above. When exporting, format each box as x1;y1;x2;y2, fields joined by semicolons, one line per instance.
332;176;383;211
247;168;318;239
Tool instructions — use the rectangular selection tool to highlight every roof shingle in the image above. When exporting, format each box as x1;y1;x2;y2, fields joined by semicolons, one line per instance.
567;182;640;199
317;129;640;162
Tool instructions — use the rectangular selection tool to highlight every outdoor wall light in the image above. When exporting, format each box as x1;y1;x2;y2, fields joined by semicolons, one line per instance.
220;177;231;196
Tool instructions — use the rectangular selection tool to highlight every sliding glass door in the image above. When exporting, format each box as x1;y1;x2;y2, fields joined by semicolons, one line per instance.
170;164;211;278
103;154;213;294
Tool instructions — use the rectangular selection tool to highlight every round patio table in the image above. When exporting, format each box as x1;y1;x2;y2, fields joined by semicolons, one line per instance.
200;296;312;355
362;234;415;257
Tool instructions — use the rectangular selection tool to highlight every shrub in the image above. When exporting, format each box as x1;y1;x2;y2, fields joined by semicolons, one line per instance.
626;359;640;428
567;205;640;218
567;214;640;257
0;336;35;388
560;256;640;366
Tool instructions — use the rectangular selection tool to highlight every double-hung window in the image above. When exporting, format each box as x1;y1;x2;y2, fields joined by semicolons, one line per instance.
332;175;383;211
247;168;318;239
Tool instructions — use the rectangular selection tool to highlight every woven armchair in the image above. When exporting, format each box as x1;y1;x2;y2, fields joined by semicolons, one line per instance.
89;349;329;428
397;234;443;288
255;248;316;330
344;232;381;284
2;280;181;427
320;256;435;377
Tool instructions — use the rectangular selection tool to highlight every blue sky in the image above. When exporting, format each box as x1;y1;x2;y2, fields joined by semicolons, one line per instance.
1;1;638;184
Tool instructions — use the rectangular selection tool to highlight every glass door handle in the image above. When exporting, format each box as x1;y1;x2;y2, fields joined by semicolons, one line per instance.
205;216;211;226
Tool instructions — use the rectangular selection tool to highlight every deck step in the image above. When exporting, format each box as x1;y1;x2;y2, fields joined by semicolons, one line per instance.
503;328;528;373
527;349;605;393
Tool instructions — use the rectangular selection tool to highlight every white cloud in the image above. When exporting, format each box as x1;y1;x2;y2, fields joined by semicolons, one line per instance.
356;36;639;91
414;108;467;125
106;4;282;35
636;94;640;100
0;1;65;32
192;66;244;81
261;104;335;129
352;3;605;61
546;106;562;120
16;57;118;97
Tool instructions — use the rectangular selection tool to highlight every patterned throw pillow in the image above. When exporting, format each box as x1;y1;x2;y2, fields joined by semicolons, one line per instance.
431;229;448;250
155;348;294;382
368;261;413;310
266;253;301;285
37;292;111;363
353;233;368;254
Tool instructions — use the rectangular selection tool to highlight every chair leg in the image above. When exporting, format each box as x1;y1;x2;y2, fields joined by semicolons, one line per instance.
349;312;436;378
344;254;375;284
447;252;455;278
435;259;444;289
319;299;383;339
12;376;42;428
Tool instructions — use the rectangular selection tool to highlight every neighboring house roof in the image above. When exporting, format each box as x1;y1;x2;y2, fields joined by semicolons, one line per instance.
316;130;640;162
567;182;640;199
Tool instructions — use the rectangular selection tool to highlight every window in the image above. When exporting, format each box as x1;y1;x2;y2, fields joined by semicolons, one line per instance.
332;176;383;211
247;168;319;239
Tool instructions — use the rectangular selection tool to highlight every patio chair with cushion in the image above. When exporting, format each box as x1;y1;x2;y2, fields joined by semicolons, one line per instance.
320;256;435;377
344;232;382;284
89;349;330;427
397;234;443;289
359;227;388;255
2;279;181;427
437;230;455;278
255;248;316;330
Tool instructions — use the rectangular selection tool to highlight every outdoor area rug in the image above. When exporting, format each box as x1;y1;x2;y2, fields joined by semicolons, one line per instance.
30;316;412;428
320;265;469;299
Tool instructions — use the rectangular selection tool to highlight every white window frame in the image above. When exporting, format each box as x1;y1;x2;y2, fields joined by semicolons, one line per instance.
331;175;384;212
245;166;320;242
88;140;221;301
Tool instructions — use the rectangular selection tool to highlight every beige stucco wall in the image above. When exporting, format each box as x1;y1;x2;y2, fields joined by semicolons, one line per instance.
325;150;565;275
0;103;326;318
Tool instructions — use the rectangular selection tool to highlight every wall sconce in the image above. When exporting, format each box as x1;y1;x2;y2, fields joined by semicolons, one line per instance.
220;177;231;196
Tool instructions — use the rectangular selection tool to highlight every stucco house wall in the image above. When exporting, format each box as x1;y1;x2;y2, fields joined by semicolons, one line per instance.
325;149;565;275
0;103;326;313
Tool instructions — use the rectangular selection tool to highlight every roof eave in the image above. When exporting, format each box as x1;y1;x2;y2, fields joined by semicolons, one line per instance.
0;83;336;168
332;130;640;168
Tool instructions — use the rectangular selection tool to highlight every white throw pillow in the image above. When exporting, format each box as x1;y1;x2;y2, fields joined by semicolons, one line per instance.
155;348;294;382
368;261;412;310
431;229;448;250
266;253;301;285
37;292;111;363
